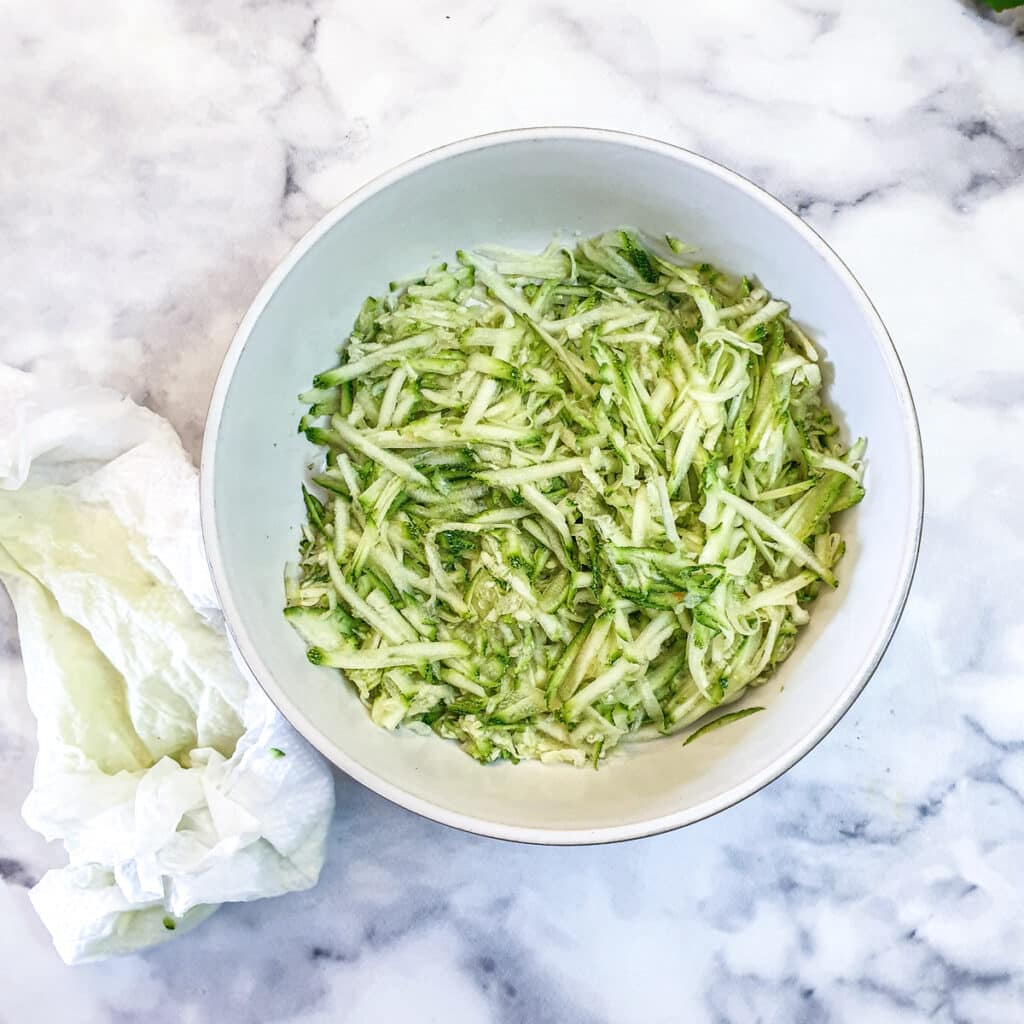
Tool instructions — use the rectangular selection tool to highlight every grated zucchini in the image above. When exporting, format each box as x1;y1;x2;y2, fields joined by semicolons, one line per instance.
284;230;865;766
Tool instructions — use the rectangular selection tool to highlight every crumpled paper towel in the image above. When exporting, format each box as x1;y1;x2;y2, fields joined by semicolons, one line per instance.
0;364;335;964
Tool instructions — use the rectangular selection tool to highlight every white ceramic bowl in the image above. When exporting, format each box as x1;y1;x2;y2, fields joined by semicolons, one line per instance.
201;128;923;844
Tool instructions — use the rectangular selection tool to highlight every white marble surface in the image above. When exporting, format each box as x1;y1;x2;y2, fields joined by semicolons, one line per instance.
3;0;1024;1019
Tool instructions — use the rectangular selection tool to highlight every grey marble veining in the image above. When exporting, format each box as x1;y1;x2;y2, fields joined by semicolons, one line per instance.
2;1;1024;1021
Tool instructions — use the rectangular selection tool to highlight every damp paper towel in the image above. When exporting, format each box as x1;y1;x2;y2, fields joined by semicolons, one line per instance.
0;364;335;964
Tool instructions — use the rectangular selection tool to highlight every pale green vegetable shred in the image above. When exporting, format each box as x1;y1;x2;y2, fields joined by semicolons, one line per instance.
284;230;865;767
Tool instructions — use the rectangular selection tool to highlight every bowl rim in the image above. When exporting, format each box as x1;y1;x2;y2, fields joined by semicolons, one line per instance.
200;126;925;846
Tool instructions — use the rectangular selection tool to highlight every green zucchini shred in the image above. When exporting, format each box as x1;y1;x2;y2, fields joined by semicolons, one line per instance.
285;230;866;768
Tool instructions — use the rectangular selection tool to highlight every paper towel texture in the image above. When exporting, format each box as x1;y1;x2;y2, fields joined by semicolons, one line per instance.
0;365;335;963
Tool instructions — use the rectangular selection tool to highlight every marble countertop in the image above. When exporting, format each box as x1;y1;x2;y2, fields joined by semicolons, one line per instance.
3;1;1024;1020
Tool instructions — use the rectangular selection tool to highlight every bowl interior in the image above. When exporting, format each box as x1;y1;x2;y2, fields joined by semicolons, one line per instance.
206;133;920;842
